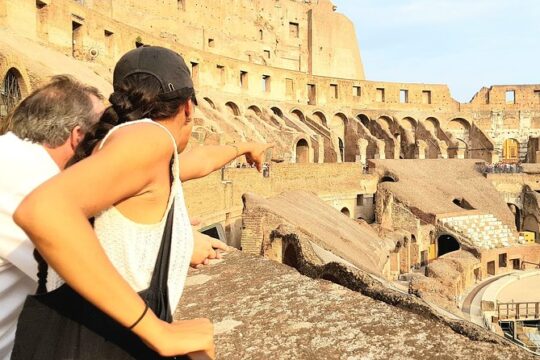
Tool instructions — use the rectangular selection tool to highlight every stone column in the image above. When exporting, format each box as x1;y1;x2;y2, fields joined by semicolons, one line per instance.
357;138;368;165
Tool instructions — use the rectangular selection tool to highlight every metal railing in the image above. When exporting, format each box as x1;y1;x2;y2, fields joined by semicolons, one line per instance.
498;302;540;320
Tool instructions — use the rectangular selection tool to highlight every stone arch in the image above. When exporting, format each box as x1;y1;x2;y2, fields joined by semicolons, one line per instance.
312;110;327;127
340;207;351;217
400;117;417;131
329;113;347;162
203;97;216;109
356;113;370;129
380;172;398;183
424;117;440;133
225;101;241;116
290;108;305;123
377;115;393;131
523;214;539;239
437;234;460;257
502;138;520;162
1;68;25;119
295;138;310;163
446;119;470;158
507;203;521;231
447;118;471;131
247;105;262;117
271;106;284;119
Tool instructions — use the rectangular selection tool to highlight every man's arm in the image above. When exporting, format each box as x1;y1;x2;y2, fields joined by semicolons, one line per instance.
178;142;273;182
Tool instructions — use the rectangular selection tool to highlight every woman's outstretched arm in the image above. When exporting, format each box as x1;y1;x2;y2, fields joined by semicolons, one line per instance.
179;142;274;181
13;123;214;357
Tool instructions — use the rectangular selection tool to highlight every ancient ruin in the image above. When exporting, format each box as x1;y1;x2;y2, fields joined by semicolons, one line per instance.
1;0;540;357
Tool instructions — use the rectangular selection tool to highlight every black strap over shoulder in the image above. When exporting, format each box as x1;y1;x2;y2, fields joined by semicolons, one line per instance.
33;202;175;323
139;201;175;322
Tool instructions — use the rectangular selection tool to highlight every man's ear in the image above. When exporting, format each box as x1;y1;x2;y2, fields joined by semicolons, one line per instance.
70;125;84;150
184;98;194;119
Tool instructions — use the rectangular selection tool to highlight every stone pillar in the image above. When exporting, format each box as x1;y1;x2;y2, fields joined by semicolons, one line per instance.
357;138;368;165
316;134;325;164
393;135;401;159
376;140;386;160
416;140;427;160
438;141;448;159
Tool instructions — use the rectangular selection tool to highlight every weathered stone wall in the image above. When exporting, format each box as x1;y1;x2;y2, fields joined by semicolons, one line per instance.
480;245;540;276
182;163;378;246
2;0;540;163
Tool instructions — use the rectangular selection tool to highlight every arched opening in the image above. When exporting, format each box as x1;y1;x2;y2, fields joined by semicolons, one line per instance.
283;244;299;270
1;68;23;119
338;137;344;162
507;204;521;231
437;235;460;257
330;113;347;162
271;106;283;119
452;197;475;210
203;97;216;109
377;116;393;131
356;114;370;129
502;138;520;162
380;173;397;183
340;207;350;217
291;109;305;123
312;111;327;127
400;117;416;132
247;105;262;117
447;118;471;131
424;117;440;133
225;101;240;116
295;139;309;163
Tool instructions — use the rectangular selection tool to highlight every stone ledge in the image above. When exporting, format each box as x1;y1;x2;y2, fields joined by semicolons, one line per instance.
175;250;533;359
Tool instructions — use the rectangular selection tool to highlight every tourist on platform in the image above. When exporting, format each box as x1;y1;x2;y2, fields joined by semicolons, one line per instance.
0;75;105;360
12;46;272;359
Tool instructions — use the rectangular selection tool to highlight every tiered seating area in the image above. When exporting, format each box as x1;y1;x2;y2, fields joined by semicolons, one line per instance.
439;214;520;249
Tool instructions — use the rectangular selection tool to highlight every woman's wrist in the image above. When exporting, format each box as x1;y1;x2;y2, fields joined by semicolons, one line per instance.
130;309;165;347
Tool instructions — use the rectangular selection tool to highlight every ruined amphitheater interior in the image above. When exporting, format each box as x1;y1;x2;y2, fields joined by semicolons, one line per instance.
1;0;540;358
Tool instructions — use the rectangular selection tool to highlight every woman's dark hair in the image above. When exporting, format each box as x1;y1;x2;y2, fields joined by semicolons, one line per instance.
68;73;193;166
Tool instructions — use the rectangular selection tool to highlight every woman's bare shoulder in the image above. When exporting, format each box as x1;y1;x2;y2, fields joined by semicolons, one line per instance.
98;122;174;162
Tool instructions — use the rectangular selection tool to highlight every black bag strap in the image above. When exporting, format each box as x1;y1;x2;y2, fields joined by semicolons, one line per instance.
33;201;175;300
148;200;175;293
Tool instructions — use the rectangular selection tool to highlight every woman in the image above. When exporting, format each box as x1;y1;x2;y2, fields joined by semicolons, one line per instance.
13;46;272;359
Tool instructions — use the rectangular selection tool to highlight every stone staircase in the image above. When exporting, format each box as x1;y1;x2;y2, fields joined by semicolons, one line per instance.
439;214;522;249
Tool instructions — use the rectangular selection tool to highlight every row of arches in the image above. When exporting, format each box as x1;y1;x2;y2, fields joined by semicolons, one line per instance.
207;95;472;133
201;96;499;163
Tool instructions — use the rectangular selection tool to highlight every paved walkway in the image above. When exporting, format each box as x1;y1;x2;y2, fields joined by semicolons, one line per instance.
498;273;540;303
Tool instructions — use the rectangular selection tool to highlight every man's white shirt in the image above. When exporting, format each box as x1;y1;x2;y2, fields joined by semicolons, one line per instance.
0;132;59;359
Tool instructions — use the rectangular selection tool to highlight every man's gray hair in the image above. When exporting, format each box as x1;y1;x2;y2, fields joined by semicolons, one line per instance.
8;75;103;147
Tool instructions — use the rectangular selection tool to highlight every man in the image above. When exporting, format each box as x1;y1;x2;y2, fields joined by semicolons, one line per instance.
0;75;105;359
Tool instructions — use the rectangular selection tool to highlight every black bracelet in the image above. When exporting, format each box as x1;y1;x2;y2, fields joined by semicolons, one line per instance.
128;303;149;330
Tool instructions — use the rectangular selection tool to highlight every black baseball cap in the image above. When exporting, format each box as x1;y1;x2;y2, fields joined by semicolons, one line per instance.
113;45;197;105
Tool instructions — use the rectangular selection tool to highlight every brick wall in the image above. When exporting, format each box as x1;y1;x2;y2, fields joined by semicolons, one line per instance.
182;163;377;246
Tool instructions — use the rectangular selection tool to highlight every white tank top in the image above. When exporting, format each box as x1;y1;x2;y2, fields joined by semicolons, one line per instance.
47;119;194;310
